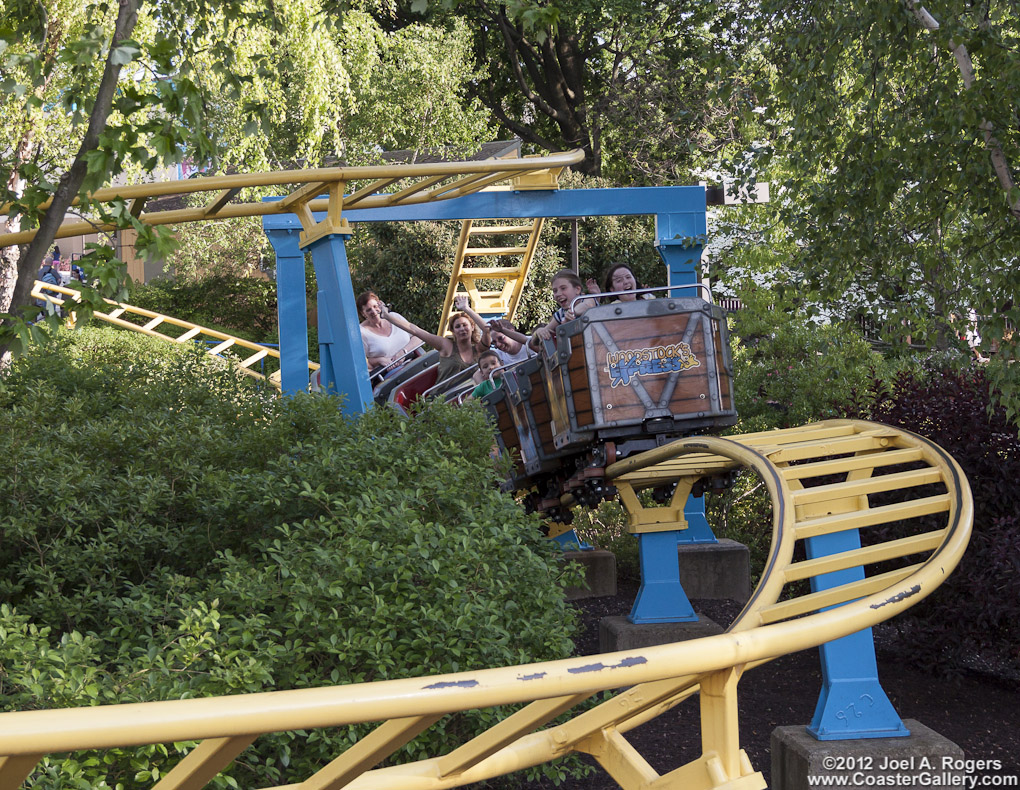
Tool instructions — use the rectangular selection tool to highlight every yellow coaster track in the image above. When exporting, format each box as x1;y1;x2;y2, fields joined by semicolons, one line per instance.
0;150;583;250
0;419;972;790
30;280;316;389
437;216;545;332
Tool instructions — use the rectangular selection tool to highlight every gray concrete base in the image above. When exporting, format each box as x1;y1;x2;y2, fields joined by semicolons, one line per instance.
562;549;617;601
771;719;964;790
677;538;751;602
599;613;724;653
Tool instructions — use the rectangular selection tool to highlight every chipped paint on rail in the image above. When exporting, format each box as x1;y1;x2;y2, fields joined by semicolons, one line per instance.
567;656;647;675
870;585;921;609
423;679;480;690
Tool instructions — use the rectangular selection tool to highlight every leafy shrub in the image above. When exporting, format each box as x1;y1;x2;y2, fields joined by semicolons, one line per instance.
127;275;280;343
727;290;890;433
703;295;892;578
0;327;581;788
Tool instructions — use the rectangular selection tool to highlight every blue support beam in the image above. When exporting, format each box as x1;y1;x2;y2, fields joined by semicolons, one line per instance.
306;233;375;413
262;186;707;229
264;227;311;396
627;206;714;624
629;531;698;623
805;529;909;740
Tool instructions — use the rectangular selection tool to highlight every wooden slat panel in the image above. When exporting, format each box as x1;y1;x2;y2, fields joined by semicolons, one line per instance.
299;715;442;790
762;433;898;464
794;495;951;540
758;565;920;624
456;266;523;277
239;349;270;368
464;246;528;256
344;177;402;206
784;530;945;582
437;694;589;777
781;448;924;481
208;339;236;355
469;224;535;234
0;754;41;788
152;735;256;790
203;188;242;217
791;468;943;506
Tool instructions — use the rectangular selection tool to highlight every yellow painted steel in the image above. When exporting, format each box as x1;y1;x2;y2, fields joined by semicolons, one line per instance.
0;420;972;790
437;216;546;334
0;150;584;249
29;280;317;389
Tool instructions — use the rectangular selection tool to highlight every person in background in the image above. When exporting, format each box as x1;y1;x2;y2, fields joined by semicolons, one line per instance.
586;263;654;303
529;269;597;350
487;319;534;366
467;350;503;400
380;294;490;383
357;291;422;375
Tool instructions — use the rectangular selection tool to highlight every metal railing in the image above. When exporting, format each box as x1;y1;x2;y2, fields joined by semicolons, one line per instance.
29;280;318;389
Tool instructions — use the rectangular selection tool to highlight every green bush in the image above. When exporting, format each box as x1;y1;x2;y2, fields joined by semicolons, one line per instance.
0;327;581;788
127;275;280;343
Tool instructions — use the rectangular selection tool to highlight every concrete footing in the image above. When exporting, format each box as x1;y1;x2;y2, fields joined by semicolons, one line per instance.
677;538;751;602
562;549;617;601
599;613;723;652
771;719;964;790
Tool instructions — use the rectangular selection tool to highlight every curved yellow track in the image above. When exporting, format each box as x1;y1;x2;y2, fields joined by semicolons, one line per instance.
0;420;971;790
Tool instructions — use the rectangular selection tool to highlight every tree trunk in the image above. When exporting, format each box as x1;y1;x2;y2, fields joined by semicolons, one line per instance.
3;0;140;346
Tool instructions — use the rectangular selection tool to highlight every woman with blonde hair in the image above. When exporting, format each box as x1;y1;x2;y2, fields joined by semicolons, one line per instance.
380;295;491;383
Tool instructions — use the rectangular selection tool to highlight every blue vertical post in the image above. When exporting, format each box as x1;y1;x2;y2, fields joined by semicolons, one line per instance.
625;199;715;624
805;529;908;740
264;226;311;396
629;531;698;623
306;234;374;413
656;205;717;546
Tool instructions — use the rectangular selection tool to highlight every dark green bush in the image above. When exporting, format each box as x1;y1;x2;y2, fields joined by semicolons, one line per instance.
127;275;280;343
859;363;1020;674
0;327;581;788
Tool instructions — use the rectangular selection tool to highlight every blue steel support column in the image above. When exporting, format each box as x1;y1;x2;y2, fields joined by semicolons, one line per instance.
628;531;698;623
805;529;908;740
306;233;374;413
655;208;717;545
625;200;714;624
264;226;311;396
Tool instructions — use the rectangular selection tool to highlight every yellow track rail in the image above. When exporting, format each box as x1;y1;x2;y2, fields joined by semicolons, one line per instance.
0;150;583;250
0;420;971;790
29;281;316;389
437;217;545;333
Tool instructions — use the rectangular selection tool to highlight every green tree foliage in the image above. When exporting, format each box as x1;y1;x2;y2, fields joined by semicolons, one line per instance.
0;0;495;358
746;0;1020;417
0;326;581;787
369;0;751;180
128;274;279;342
